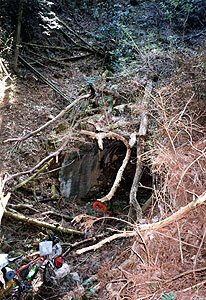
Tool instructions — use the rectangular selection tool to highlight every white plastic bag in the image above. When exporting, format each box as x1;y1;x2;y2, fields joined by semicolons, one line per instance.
39;241;53;256
0;254;8;268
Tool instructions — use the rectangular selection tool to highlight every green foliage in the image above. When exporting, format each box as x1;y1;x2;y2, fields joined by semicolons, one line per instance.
0;0;55;41
159;0;198;21
92;3;139;71
152;0;206;29
161;292;176;300
76;280;98;299
84;76;98;86
67;0;113;14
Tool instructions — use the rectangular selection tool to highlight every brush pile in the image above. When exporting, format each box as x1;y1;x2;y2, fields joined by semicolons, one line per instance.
93;45;206;300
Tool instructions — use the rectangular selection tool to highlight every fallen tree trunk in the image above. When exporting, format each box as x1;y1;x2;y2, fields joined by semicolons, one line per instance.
4;210;84;236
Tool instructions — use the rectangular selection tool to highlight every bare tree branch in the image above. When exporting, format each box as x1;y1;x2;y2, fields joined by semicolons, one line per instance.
129;80;153;220
76;191;206;254
4;93;91;143
76;231;136;255
81;131;131;202
4;209;84;236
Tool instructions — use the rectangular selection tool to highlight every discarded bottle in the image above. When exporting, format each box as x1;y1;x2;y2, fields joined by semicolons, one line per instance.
26;265;38;281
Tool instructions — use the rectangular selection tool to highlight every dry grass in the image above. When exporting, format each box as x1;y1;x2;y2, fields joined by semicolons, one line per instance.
96;45;206;300
151;46;206;208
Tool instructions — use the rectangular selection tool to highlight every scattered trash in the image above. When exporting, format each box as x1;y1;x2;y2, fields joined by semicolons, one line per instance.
70;271;81;283
92;201;108;212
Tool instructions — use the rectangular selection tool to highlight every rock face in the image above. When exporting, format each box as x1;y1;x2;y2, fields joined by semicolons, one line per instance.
59;141;126;199
59;145;100;199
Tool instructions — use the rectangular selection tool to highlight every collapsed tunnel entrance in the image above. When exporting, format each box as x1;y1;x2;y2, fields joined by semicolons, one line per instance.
59;139;153;215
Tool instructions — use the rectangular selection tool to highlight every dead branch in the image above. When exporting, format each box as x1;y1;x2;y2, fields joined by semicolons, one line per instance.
58;19;103;56
181;279;206;293
91;216;136;228
139;190;206;232
0;177;11;224
8;203;38;213
27;49;91;66
176;221;184;264
4;93;91;143
174;151;206;203
81;130;131;202
59;27;88;50
141;194;153;213
184;30;206;41
59;54;92;61
129;80;153;220
193;228;206;269
4;209;84;236
130;245;145;264
154;230;206;250
63;233;107;256
76;191;206;254
18;56;73;102
6;140;68;182
41;210;73;221
163;266;206;285
76;231;137;255
22;42;75;51
0;58;12;79
12;159;53;191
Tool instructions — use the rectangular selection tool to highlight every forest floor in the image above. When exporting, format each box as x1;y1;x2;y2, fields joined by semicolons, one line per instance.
0;35;131;300
0;1;206;300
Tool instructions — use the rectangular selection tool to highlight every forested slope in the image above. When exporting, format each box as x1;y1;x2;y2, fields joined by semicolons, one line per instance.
0;1;206;299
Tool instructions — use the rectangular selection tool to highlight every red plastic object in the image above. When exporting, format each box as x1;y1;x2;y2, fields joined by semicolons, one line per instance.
93;201;108;212
54;256;63;268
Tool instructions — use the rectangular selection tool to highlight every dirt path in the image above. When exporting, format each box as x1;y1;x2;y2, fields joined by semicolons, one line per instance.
0;76;50;177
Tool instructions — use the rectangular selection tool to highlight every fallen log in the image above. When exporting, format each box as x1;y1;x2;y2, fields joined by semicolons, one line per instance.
4;210;84;236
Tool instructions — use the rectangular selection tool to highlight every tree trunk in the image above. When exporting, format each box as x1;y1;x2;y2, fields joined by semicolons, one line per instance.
14;0;23;72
